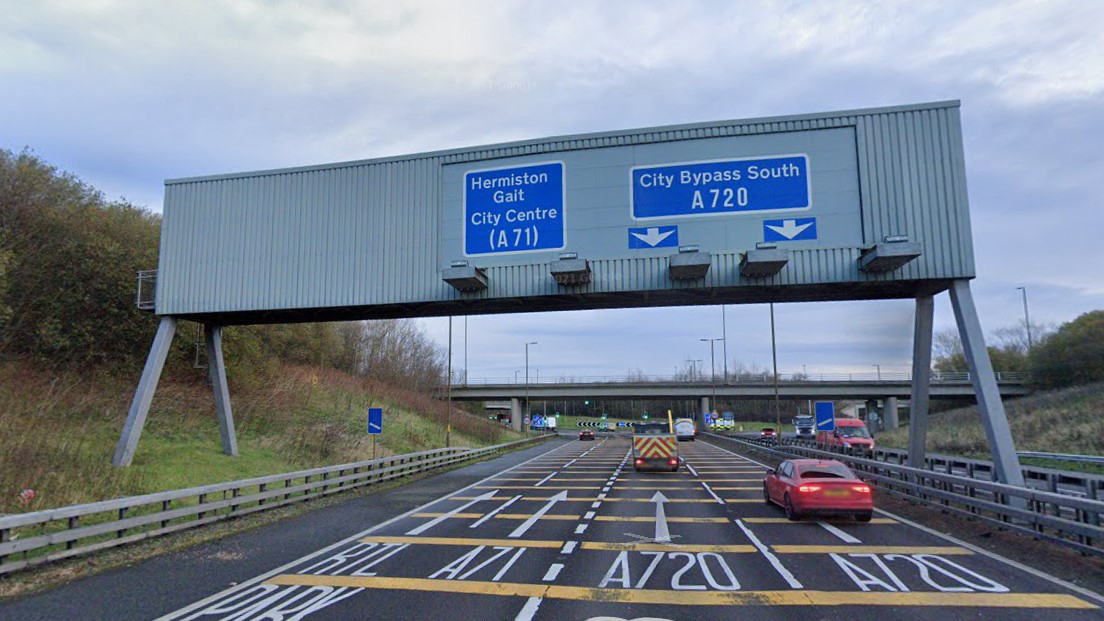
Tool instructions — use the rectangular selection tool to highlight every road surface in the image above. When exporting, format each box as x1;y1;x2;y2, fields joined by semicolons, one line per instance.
2;437;1099;620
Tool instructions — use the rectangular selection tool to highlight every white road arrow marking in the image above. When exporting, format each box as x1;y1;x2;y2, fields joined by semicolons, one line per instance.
650;491;671;543
765;219;813;239
630;227;674;247
509;490;569;538
406;488;498;535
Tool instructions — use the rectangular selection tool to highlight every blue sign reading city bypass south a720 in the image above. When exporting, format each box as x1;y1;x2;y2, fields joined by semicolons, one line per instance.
464;161;565;256
630;155;810;220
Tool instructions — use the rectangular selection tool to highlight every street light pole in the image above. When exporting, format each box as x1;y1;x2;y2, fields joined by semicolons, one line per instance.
525;341;538;432
464;316;468;384
1017;286;1033;350
701;337;723;416
446;316;452;448
721;306;728;380
873;364;881;381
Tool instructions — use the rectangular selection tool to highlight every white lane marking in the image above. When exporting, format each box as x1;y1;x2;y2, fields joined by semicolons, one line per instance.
734;518;803;589
492;547;527;582
470;495;522;528
574;523;589;534
534;472;558;487
542;563;564;582
561;541;577;554
685;463;699;477
562;459;578;468
591;501;601;509
601;486;611;493
584;511;596;520
407;488;499;535
597;493;607;500
513;596;543;621
509;490;569;538
156;439;575;621
700;481;725;505
650;491;671;543
818;520;862;543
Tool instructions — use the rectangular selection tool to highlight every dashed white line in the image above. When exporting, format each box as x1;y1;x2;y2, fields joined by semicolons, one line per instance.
470;494;522;528
560;541;577;554
513;596;543;621
818;520;862;543
700;481;726;505
534;472;557;487
685;463;699;477
542;563;564;582
596;493;607;500
735;518;803;589
590;501;601;509
574;523;589;534
584;511;596;520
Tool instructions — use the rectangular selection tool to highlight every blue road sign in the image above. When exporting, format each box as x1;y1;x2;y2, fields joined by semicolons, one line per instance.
628;225;679;249
464;161;565;256
367;407;383;435
764;217;817;241
531;415;545;429
631;155;810;220
814;401;835;432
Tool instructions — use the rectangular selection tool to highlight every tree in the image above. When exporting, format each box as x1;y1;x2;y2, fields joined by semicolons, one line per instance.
1029;310;1104;389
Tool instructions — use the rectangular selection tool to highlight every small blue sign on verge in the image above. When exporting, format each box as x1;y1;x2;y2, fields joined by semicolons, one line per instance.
628;225;679;249
814;401;835;432
763;217;817;241
368;407;383;435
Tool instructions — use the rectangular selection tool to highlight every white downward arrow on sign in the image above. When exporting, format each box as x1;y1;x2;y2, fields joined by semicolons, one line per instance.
765;219;813;240
631;227;674;247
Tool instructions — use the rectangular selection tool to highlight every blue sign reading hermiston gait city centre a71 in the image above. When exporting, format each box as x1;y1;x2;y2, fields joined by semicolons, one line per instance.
464;161;565;256
630;154;810;220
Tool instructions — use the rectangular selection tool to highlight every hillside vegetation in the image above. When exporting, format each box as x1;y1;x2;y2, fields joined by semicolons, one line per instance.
0;149;515;514
877;383;1104;462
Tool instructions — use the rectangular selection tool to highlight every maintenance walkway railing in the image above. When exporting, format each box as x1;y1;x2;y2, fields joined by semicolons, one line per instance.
0;435;550;576
703;432;1104;556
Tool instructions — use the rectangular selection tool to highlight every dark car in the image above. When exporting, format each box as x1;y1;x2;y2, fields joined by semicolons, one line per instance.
579;430;595;441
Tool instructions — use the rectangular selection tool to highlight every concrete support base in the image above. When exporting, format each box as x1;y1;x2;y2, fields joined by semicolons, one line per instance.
700;397;710;421
205;325;239;456
949;279;1026;487
510;398;522;432
113;317;178;467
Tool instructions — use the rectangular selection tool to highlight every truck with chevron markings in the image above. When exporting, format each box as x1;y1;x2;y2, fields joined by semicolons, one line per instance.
632;419;679;472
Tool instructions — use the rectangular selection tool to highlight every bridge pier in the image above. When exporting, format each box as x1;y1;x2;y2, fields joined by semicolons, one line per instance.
883;396;899;431
700;397;710;421
510;398;522;432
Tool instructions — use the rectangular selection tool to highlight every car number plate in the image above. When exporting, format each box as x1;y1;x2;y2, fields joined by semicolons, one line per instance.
823;489;850;497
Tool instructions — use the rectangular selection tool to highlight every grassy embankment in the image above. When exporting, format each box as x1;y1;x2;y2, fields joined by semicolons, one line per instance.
876;383;1104;473
0;360;523;514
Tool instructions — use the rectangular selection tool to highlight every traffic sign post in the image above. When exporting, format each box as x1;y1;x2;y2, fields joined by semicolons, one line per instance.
368;407;383;460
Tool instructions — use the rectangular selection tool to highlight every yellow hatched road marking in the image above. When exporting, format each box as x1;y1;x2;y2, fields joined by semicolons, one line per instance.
412;512;579;521
361;536;561;548
725;499;762;503
773;545;973;555
594;516;729;523
473;485;600;490
450;496;719;503
494;478;609;482
265;575;1096;609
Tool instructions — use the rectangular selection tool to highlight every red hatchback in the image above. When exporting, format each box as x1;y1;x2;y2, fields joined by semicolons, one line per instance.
763;459;873;522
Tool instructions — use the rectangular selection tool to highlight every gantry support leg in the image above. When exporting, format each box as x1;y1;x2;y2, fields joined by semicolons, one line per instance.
949;280;1026;487
510;398;522;432
908;295;934;469
113;317;178;467
205;325;239;456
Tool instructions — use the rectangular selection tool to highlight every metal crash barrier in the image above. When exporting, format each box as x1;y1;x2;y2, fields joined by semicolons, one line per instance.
0;436;549;575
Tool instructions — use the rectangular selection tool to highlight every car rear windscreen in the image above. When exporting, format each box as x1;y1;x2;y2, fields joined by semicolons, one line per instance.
798;464;854;479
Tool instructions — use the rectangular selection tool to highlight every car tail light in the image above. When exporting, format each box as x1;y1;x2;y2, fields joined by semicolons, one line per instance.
668;458;678;466
797;485;821;493
852;485;871;494
635;458;644;466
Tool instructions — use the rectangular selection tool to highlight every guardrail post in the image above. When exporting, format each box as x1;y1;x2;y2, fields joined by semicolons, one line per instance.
258;483;267;506
161;501;171;528
198;493;207;519
117;508;127;538
0;527;8;565
67;517;79;549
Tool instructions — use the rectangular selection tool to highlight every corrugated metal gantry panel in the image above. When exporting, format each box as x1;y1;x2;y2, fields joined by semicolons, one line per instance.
156;100;973;321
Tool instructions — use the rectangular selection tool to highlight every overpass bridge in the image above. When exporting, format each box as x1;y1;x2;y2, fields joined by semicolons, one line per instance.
451;372;1029;430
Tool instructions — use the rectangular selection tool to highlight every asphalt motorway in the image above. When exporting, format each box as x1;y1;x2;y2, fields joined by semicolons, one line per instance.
5;436;1102;620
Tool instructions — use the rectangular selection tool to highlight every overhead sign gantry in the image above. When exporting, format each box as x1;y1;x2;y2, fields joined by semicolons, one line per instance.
117;100;1024;491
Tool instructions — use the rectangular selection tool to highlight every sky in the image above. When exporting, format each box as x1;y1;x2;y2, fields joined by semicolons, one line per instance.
3;0;1102;381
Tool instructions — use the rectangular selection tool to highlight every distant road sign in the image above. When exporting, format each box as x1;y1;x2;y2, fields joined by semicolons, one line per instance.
814;401;835;432
764;217;817;241
631;155;810;220
367;407;383;435
464;161;565;256
628;225;679;248
523;416;531;426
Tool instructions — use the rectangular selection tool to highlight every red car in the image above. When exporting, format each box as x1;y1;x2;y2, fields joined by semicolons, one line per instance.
763;459;873;522
579;430;595;441
760;427;776;440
